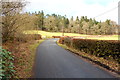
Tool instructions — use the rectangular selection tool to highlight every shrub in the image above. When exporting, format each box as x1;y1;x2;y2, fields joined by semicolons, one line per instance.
63;37;120;63
52;36;61;38
0;48;15;78
32;34;42;40
15;34;42;42
59;36;69;44
64;37;72;47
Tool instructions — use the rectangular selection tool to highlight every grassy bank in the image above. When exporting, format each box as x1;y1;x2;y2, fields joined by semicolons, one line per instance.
15;40;45;78
3;40;45;78
24;30;119;40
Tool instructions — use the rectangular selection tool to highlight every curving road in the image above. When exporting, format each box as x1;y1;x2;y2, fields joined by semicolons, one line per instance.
33;38;116;78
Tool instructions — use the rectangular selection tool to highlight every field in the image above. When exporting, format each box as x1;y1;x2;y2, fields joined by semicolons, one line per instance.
24;30;119;40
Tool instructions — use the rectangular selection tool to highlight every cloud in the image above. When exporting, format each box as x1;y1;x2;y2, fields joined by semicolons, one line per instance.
84;0;112;6
25;0;119;23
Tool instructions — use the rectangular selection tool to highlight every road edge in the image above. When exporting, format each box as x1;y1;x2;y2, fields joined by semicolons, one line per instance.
56;40;120;78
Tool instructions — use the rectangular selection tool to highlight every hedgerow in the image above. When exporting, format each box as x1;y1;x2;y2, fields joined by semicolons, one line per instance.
0;48;15;79
63;37;120;63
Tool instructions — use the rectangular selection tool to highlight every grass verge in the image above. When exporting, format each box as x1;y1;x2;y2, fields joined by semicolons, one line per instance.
57;41;120;77
27;40;45;77
15;40;45;78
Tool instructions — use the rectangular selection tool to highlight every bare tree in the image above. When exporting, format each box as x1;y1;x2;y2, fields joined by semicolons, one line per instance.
2;0;26;42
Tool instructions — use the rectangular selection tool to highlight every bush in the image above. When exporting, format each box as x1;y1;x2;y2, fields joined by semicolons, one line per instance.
59;36;69;44
32;34;42;40
52;36;61;38
64;37;72;47
15;34;42;42
0;48;15;78
64;37;120;63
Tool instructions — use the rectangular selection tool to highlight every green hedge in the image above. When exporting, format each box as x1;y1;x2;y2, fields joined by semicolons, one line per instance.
0;48;15;79
64;37;120;63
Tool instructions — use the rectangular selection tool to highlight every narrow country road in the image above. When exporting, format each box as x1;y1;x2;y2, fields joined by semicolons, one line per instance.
33;38;116;78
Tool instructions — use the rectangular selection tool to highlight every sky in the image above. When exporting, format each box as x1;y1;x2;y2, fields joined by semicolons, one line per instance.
25;0;120;24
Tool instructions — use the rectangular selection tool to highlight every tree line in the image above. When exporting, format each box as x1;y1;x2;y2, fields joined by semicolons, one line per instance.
31;11;118;35
2;1;119;42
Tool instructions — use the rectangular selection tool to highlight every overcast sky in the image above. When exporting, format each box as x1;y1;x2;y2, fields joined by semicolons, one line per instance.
25;0;119;24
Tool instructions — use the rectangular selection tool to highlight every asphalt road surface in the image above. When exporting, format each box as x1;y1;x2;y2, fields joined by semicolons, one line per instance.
33;38;116;78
